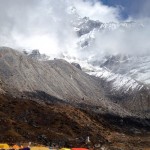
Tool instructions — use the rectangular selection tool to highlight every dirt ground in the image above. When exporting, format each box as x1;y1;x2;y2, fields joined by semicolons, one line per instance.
0;94;150;150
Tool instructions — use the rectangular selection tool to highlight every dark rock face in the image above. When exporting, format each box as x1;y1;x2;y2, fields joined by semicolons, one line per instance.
25;49;50;60
71;63;82;70
29;49;41;58
76;17;102;36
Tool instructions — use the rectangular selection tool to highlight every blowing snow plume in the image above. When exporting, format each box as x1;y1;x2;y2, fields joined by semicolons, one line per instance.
0;0;150;59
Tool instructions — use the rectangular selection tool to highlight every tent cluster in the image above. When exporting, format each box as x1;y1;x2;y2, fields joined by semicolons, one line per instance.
0;144;29;150
60;148;88;150
0;144;89;150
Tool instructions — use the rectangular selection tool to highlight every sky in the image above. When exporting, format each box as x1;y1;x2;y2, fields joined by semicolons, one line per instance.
0;0;149;58
100;0;150;19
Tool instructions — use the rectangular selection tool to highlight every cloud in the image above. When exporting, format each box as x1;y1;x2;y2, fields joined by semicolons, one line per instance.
78;20;150;62
71;0;120;22
95;22;150;56
0;0;77;56
0;0;149;61
0;0;121;57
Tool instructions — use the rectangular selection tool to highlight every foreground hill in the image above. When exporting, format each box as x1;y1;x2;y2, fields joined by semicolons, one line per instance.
0;94;150;150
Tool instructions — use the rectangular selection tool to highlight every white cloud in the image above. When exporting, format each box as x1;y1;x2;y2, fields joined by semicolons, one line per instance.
0;0;77;56
0;0;121;57
0;0;149;60
71;0;120;22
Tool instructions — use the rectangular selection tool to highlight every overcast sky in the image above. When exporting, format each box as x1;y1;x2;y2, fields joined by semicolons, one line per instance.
0;0;149;58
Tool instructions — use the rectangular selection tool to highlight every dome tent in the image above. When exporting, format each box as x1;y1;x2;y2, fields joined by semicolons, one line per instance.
0;144;9;149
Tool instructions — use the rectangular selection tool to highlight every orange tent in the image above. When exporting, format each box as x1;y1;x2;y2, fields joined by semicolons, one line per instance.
13;145;20;149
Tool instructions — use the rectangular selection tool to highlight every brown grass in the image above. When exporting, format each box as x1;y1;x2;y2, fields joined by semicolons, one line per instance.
0;94;150;150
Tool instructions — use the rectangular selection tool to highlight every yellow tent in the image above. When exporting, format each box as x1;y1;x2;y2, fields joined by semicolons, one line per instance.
59;148;71;150
31;146;50;150
0;144;9;149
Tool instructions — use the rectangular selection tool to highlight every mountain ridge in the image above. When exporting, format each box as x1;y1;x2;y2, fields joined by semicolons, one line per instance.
0;47;133;117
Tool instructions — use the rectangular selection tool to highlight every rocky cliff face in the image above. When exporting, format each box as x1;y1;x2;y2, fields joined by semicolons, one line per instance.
0;47;132;117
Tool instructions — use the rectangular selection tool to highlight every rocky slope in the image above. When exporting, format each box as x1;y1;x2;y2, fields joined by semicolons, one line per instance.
0;47;149;118
0;94;150;150
0;47;131;117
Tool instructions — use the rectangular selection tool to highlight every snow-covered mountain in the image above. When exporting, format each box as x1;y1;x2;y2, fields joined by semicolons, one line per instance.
22;15;150;117
63;9;150;94
88;55;150;91
28;7;150;95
